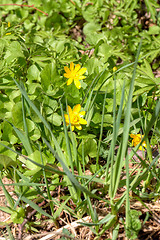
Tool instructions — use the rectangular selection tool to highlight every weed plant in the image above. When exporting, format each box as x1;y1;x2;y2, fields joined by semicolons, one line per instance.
0;0;159;239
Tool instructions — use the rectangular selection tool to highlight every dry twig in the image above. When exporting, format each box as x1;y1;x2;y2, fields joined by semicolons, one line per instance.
0;4;48;16
23;216;103;240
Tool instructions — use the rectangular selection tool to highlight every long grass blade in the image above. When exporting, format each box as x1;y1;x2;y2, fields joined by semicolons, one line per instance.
96;88;107;170
59;100;74;173
20;196;53;219
0;176;15;209
39;144;55;218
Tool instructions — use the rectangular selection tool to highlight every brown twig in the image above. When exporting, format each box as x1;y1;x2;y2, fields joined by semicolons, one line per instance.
0;4;48;16
69;0;76;5
23;216;96;240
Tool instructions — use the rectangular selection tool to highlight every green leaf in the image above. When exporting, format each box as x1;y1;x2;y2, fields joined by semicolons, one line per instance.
8;121;33;155
24;150;46;171
47;112;62;126
12;102;23;128
11;207;25;224
98;43;112;62
5;41;24;63
83;22;102;45
127;210;142;239
78;138;97;158
143;60;154;79
27;65;41;81
0;141;17;161
0;155;16;170
41;62;60;91
148;25;160;35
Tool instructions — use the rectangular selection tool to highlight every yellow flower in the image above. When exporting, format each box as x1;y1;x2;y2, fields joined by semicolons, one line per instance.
64;62;87;89
130;134;147;150
6;22;11;35
64;104;87;131
113;66;117;72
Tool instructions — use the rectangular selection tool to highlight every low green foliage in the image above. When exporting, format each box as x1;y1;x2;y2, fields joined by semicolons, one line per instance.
126;210;142;240
0;0;160;239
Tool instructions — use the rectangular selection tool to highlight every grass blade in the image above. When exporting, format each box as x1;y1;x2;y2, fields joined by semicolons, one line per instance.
20;196;53;219
7;120;33;155
0;176;15;209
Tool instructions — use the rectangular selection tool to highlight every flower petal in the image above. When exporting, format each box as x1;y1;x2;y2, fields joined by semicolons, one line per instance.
130;134;135;138
64;66;70;74
64;114;69;125
74;80;81;89
79;118;87;125
74;64;81;73
64;73;70;78
79;111;85;116
142;142;147;148
78;67;87;75
67;78;73;85
78;76;86;80
76;125;82;130
67;105;72;115
132;139;135;146
73;104;81;114
71;125;75;131
70;62;74;71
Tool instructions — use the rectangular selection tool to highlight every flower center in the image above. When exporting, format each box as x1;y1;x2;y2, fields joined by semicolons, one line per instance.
70;70;79;79
72;114;79;124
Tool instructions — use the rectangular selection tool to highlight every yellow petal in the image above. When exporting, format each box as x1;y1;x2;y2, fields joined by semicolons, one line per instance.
79;118;87;125
79;111;85;116
67;105;72;115
78;67;87;75
132;139;135;146
71;125;75;131
64;73;70;78
137;134;142;138
74;64;81;72
130;134;135;138
64;66;70;74
73;104;81;114
76;125;82;130
70;62;74;71
142;142;147;148
74;80;81;89
113;66;117;72
79;76;86;80
67;78;73;85
139;145;146;151
64;114;69;125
